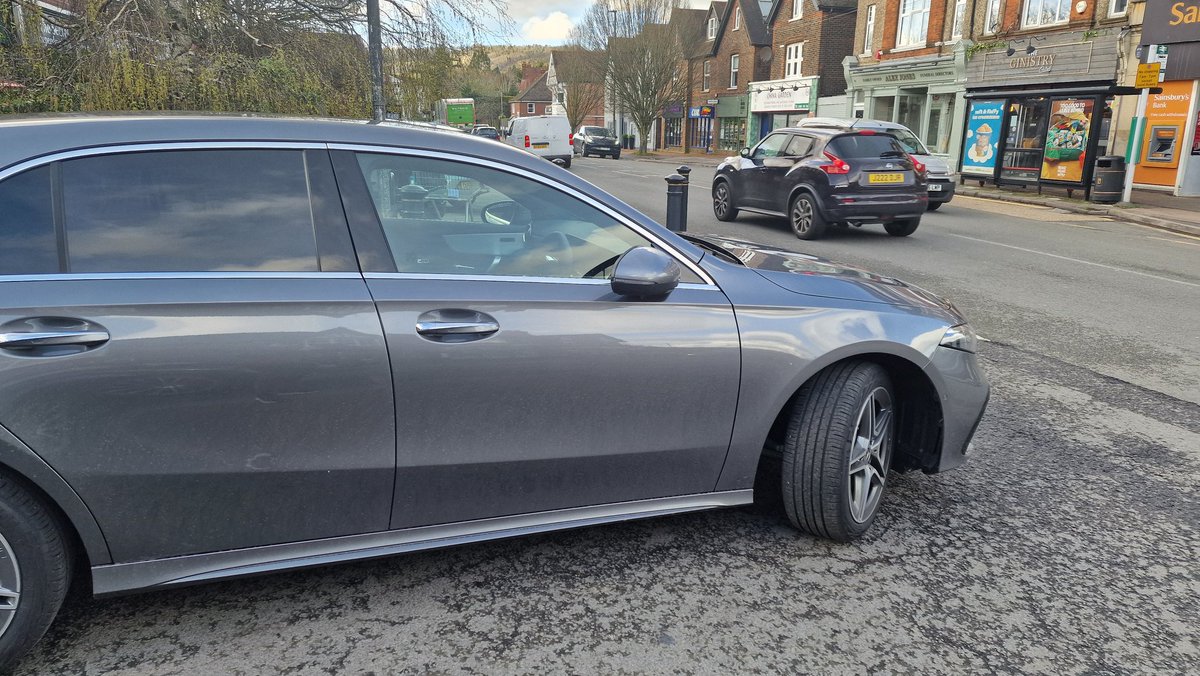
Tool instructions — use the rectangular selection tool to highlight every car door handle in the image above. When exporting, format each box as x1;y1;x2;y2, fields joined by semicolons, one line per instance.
0;330;111;348
415;321;499;336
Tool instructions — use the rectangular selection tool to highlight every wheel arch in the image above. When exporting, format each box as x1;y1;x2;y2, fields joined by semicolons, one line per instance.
759;350;944;479
0;424;111;568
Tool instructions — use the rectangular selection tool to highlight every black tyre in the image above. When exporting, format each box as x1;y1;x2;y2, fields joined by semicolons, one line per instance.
884;217;920;236
0;474;72;671
781;361;895;542
789;193;827;240
712;180;738;221
611;151;621;160
562;157;572;169
926;201;943;211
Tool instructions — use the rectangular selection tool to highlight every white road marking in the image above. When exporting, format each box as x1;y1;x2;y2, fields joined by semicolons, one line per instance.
946;233;1200;289
1147;235;1200;247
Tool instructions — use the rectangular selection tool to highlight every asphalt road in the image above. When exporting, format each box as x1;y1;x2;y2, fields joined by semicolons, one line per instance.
16;157;1200;675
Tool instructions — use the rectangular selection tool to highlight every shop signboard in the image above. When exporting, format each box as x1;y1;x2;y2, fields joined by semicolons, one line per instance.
961;100;1004;176
688;105;715;119
749;78;816;113
1142;0;1200;45
1040;98;1094;184
1134;81;1194;186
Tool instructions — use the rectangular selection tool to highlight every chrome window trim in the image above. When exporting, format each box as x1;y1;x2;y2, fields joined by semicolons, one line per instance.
90;489;753;595
328;142;718;287
364;272;716;290
0;272;363;282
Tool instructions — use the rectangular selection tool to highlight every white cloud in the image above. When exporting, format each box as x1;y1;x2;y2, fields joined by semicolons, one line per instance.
521;11;574;43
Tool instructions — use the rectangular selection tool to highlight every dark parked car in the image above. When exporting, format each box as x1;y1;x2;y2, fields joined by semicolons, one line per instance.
714;127;929;239
574;125;621;159
470;125;500;141
0;116;987;669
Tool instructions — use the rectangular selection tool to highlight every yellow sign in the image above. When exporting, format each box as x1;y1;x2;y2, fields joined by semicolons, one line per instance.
1136;63;1162;88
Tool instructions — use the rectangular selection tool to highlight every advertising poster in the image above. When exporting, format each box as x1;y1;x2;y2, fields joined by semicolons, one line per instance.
1040;98;1094;183
961;100;1004;175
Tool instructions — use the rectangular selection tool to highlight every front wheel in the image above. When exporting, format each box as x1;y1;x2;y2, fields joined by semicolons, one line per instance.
884;217;920;236
611;151;621;160
782;362;895;541
713;181;738;221
0;474;73;671
790;193;827;240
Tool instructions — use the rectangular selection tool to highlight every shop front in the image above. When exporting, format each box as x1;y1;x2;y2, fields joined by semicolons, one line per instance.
748;76;818;145
687;104;715;152
661;103;685;149
716;94;749;152
1132;0;1200;197
845;50;966;159
962;30;1130;196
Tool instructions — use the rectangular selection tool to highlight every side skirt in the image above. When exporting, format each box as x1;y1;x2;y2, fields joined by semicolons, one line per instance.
737;206;787;218
91;490;754;596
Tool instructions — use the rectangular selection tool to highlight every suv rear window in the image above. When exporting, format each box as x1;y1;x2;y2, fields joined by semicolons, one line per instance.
828;134;907;158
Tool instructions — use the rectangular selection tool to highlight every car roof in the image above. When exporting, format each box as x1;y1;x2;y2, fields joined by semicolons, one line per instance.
794;117;909;131
0;114;547;174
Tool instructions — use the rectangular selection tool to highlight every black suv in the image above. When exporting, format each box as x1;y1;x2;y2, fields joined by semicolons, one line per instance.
713;128;928;240
574;126;621;159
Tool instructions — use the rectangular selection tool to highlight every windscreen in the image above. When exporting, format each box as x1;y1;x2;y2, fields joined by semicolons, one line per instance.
884;128;929;154
583;127;614;137
828;134;908;158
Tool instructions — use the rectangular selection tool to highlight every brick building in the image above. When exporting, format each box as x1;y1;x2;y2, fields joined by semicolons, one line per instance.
510;71;553;119
659;7;709;149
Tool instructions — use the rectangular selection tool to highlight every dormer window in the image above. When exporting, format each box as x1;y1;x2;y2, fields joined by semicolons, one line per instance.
734;7;742;30
707;15;717;39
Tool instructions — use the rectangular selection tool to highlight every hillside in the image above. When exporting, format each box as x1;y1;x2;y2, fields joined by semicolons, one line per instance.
485;45;552;72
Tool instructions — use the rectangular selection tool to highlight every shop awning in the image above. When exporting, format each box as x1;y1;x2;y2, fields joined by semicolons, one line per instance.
966;85;1160;99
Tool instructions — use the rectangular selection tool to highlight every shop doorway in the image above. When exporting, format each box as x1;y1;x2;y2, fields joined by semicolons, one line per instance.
1002;98;1050;182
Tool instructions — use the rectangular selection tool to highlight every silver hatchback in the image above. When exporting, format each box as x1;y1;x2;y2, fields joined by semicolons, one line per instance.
0;116;988;669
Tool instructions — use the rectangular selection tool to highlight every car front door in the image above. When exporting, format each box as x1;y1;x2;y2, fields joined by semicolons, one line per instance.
332;149;742;529
759;134;817;213
740;132;791;210
0;147;396;563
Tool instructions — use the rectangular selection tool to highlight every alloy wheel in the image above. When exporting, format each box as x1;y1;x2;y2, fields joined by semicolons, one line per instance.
0;531;20;639
847;387;893;524
791;197;813;236
714;184;730;218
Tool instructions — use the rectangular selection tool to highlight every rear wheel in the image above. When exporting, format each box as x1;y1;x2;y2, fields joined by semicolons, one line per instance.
884;217;920;237
790;193;827;240
713;181;738;221
0;474;72;671
562;157;572;169
781;362;895;541
926;201;943;211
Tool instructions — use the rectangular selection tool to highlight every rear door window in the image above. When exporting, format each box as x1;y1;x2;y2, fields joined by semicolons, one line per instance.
61;150;319;273
785;135;815;157
828;134;908;158
0;166;58;275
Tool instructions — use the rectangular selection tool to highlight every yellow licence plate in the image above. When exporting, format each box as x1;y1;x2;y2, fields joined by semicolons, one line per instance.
868;173;905;184
532;142;549;149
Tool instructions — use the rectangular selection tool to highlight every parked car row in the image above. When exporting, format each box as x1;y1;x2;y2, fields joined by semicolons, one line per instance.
0;115;987;669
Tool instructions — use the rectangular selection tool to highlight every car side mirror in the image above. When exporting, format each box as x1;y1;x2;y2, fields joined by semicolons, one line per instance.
739;147;751;158
611;247;680;299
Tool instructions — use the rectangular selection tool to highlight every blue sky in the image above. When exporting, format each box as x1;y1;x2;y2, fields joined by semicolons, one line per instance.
495;0;710;45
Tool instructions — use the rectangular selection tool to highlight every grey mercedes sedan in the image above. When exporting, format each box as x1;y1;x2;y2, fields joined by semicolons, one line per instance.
0;116;988;668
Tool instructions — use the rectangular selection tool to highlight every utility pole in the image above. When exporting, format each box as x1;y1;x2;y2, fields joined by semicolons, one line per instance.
367;0;385;122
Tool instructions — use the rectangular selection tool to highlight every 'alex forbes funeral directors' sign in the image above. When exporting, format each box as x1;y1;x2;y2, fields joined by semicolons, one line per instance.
961;100;1004;176
1143;1;1200;45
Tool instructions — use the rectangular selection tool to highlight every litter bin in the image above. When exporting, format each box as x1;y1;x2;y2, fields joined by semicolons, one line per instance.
1092;155;1126;204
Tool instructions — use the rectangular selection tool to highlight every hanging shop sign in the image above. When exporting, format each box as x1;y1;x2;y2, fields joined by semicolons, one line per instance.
1143;1;1200;45
849;64;958;88
1040;98;1094;183
961;100;1004;176
688;105;715;118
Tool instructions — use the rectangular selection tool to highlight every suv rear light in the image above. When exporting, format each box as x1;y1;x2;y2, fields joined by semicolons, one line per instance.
908;154;926;176
524;135;531;148
819;151;850;175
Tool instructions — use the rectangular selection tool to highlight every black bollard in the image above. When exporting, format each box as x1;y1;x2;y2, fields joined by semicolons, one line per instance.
677;165;691;225
665;173;687;232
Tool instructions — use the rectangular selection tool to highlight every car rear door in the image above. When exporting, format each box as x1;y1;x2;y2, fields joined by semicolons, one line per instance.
332;148;742;529
0;146;395;563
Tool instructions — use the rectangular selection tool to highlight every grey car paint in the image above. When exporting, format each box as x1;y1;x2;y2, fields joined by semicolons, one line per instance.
0;116;988;595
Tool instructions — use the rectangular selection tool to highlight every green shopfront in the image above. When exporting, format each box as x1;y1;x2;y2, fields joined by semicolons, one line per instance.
716;94;749;152
845;49;967;160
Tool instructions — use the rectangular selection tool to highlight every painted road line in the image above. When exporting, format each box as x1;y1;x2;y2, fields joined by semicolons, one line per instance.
946;233;1200;289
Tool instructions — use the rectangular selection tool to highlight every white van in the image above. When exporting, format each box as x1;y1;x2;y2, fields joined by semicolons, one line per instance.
505;116;573;168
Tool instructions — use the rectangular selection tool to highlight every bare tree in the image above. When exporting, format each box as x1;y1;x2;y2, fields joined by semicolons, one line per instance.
550;49;606;132
569;0;688;154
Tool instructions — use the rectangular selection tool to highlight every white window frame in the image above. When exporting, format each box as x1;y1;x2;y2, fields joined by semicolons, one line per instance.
729;54;740;89
896;0;931;49
707;15;717;39
952;0;967;40
1022;0;1070;28
526;103;535;114
1109;0;1128;18
702;61;711;91
862;4;876;55
791;0;803;20
983;0;1003;35
785;42;805;79
734;6;741;30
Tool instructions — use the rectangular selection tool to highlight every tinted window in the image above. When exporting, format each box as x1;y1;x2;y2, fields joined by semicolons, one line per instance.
62;150;318;273
785;136;815;157
828;134;908;158
0;166;58;275
753;133;789;159
356;153;698;282
583;127;613;136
